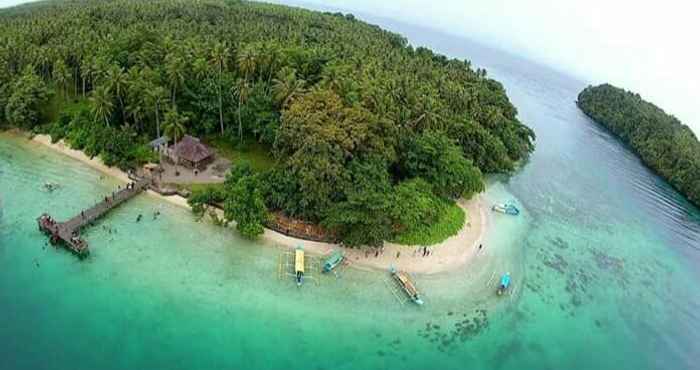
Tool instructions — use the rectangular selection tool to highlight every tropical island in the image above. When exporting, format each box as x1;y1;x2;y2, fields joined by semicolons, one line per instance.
0;0;534;251
578;84;700;207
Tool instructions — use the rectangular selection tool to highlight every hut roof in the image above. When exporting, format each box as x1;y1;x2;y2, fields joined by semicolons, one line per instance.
172;135;213;163
148;135;169;148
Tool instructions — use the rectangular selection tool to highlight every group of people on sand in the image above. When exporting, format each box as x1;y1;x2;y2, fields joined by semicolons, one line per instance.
360;246;435;260
415;246;433;257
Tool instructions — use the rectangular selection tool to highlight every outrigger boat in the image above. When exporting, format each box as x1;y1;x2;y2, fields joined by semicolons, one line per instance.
492;202;520;216
322;251;345;273
497;272;511;296
390;267;424;305
295;247;305;286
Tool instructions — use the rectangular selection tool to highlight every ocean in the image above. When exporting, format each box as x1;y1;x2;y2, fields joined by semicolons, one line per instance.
1;14;699;370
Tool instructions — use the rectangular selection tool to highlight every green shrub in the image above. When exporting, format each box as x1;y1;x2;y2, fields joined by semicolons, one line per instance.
188;187;226;218
224;175;269;239
392;200;465;246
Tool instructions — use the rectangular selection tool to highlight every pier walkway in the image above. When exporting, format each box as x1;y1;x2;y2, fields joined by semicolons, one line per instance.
37;177;151;258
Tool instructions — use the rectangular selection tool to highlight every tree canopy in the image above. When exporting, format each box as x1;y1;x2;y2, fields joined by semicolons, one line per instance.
578;84;700;207
0;0;536;245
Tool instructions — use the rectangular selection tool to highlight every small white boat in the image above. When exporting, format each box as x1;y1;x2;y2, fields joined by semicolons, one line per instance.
492;203;520;216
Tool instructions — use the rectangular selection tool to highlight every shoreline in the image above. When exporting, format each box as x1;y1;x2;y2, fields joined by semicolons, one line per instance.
22;130;488;275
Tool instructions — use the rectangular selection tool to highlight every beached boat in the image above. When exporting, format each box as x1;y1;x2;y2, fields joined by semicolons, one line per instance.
492;203;520;216
390;267;424;305
295;247;305;286
322;251;345;273
497;273;511;296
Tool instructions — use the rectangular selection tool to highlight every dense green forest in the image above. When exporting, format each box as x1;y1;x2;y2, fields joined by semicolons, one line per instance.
578;84;700;207
0;0;535;246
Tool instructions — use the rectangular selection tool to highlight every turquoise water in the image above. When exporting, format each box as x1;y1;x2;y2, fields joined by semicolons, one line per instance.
2;22;700;370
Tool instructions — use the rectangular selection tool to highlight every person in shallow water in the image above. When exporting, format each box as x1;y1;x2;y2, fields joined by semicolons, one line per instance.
136;214;142;222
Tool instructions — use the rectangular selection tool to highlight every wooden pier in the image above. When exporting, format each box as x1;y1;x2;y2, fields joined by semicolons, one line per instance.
37;177;151;258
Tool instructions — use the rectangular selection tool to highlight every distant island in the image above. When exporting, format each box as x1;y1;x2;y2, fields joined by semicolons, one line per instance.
0;0;535;247
578;84;700;207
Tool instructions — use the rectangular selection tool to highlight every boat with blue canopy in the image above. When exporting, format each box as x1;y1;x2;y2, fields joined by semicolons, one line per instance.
492;203;520;216
497;272;511;296
322;251;345;273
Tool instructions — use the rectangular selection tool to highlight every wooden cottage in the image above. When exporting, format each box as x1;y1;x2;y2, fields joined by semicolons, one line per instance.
169;135;214;170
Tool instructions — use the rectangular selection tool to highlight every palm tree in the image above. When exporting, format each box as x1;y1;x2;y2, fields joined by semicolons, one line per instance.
162;108;187;171
163;108;187;146
192;57;209;80
90;85;114;127
80;59;93;97
233;78;250;144
53;59;70;98
147;86;167;138
164;53;186;108
272;67;306;108
126;101;144;132
261;42;280;84
35;47;51;79
105;65;126;124
209;41;229;136
237;46;257;82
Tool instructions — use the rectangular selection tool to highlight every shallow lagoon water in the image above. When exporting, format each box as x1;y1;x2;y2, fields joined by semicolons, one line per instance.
2;22;700;370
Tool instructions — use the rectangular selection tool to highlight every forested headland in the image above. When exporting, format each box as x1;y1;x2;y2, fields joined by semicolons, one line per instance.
578;84;700;207
0;0;535;246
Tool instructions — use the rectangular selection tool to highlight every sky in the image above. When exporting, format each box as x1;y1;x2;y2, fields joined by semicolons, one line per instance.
1;0;697;134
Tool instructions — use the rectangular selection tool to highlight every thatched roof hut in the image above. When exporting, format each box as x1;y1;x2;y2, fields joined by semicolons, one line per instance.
169;135;214;169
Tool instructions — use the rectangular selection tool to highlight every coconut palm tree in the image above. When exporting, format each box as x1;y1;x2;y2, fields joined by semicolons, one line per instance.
233;78;250;144
209;41;230;136
126;101;144;132
237;46;257;82
105;65;127;124
80;59;93;97
162;108;187;146
272;67;306;108
164;52;186;108
89;85;113;127
53;59;70;98
147;86;167;138
162;108;187;172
